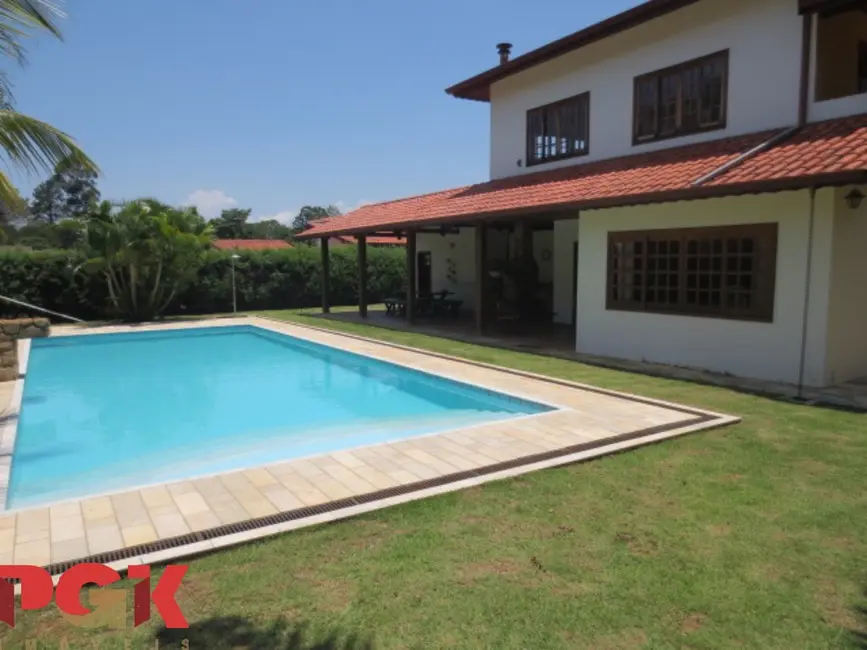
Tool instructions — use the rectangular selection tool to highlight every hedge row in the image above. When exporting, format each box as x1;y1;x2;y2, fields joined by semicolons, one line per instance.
0;246;406;321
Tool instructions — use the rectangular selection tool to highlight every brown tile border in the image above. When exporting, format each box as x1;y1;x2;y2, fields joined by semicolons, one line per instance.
29;412;714;576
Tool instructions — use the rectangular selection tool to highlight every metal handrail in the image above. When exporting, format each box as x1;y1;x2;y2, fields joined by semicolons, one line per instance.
0;294;85;323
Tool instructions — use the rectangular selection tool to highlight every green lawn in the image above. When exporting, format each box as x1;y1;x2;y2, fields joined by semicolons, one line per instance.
3;308;866;649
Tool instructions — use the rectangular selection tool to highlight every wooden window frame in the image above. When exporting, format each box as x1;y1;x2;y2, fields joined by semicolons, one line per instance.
632;50;729;146
525;92;590;167
606;223;777;323
858;41;867;94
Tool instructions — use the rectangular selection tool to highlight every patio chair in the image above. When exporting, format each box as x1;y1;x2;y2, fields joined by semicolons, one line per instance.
384;291;407;316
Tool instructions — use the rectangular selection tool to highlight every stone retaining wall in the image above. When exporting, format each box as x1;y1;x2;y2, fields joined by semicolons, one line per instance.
0;318;50;382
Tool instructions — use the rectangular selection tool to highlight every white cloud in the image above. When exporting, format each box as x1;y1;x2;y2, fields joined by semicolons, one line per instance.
334;199;373;214
183;189;238;220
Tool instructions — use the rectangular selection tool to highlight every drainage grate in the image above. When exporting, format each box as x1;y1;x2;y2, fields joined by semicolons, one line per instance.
27;413;715;577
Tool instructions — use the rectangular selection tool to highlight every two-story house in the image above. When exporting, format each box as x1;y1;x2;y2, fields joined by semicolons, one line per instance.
299;0;867;394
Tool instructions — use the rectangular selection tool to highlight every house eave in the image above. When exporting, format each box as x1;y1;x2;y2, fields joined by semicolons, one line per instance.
445;0;702;102
297;171;867;239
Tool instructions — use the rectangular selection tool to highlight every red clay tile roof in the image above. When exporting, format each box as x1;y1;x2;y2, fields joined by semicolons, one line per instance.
299;115;867;239
213;239;292;250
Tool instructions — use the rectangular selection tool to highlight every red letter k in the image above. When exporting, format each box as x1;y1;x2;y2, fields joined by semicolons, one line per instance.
129;565;188;628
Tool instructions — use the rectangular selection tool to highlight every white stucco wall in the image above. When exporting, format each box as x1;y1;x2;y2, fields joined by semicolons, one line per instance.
825;186;867;384
489;0;803;180
552;219;580;324
575;190;838;386
416;228;477;310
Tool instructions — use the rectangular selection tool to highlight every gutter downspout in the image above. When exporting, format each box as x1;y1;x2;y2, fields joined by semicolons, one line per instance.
795;187;817;401
691;126;800;187
798;12;813;127
794;15;816;400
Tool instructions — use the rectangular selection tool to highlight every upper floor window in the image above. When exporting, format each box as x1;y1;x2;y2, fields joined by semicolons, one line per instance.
815;11;867;102
526;92;589;166
633;51;729;145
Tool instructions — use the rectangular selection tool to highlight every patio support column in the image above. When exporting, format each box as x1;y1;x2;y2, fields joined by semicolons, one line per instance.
358;235;368;318
406;230;416;324
514;219;534;320
514;219;533;261
320;237;330;314
475;222;487;335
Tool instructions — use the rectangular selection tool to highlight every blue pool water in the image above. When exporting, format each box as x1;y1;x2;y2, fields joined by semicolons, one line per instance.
9;325;549;509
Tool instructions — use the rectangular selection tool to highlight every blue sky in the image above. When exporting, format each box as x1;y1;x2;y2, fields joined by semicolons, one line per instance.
9;0;641;223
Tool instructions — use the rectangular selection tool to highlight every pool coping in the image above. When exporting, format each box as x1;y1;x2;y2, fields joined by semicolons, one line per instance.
1;316;740;575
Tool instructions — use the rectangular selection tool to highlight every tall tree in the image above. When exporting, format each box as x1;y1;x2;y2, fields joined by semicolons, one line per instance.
211;208;251;239
29;170;64;224
291;205;341;233
29;157;100;223
0;1;98;209
57;156;99;218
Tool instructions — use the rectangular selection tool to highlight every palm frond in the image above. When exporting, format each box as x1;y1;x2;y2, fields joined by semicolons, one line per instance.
0;108;98;178
0;167;24;211
0;0;64;64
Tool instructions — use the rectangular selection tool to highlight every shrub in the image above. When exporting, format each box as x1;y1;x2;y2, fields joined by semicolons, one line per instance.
0;245;406;321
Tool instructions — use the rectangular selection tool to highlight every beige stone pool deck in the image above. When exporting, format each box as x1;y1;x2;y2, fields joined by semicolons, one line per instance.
0;316;738;571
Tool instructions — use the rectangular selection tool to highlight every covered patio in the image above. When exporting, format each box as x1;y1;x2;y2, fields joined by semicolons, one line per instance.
311;307;576;356
315;216;571;341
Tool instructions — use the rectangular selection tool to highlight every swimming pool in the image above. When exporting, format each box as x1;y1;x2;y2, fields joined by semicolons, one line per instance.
8;325;551;509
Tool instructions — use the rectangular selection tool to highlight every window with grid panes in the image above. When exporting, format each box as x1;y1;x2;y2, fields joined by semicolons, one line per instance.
607;224;777;321
526;92;590;166
633;51;728;144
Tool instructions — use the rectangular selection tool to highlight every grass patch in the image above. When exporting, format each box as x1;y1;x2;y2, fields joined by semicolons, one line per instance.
2;308;865;649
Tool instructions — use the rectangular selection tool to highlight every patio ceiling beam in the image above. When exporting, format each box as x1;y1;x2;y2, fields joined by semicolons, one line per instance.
406;231;417;325
358;235;368;318
475;222;487;335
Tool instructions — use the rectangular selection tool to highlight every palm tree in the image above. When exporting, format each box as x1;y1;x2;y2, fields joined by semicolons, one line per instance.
0;1;97;209
81;199;214;321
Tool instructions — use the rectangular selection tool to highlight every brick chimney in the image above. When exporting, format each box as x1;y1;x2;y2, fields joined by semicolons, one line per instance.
497;42;513;65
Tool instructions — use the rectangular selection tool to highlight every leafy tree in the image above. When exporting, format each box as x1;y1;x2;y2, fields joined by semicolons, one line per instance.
79;199;213;321
30;157;100;224
57;157;99;218
291;205;340;233
12;221;56;249
210;208;251;239
29;172;64;224
0;1;98;209
55;218;85;248
247;219;292;240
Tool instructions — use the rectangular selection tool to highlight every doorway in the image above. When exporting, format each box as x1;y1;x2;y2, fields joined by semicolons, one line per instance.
417;251;432;295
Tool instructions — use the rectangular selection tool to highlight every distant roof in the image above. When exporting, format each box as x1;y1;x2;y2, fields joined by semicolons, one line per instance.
298;114;867;238
446;0;701;102
330;235;406;246
213;239;292;250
